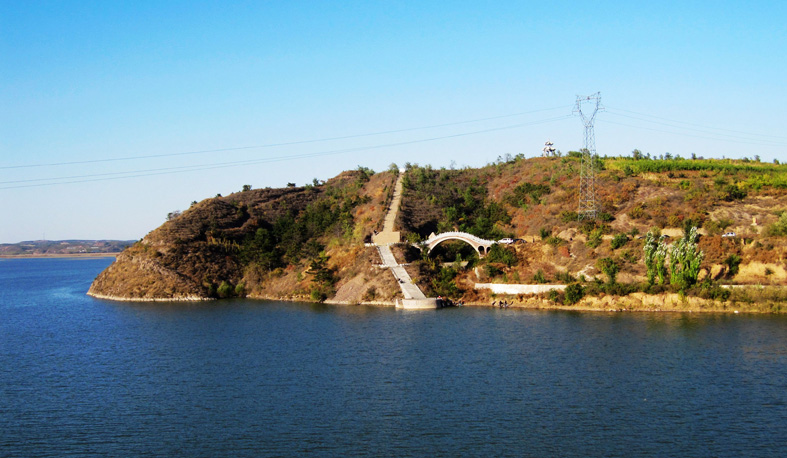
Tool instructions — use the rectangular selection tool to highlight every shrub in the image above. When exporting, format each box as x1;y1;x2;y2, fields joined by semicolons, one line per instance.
362;287;377;301
533;269;548;284
596;258;620;284
765;211;787;237
310;288;328;302
611;234;629;250
486;244;517;267
564;283;584;305
486;265;503;278
547;236;565;247
217;281;234;298
724;254;742;277
586;229;603;248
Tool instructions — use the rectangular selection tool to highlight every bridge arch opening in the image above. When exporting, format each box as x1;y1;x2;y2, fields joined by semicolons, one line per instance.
428;239;482;261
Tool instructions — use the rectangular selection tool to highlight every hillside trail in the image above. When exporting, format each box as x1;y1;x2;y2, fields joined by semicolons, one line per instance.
372;170;403;245
373;170;427;300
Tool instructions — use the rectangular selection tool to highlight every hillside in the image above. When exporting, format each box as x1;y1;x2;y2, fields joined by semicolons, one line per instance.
89;168;402;302
90;155;787;309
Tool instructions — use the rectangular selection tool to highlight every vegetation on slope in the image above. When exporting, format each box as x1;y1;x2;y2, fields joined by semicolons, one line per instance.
90;168;401;302
396;153;787;310
91;152;787;310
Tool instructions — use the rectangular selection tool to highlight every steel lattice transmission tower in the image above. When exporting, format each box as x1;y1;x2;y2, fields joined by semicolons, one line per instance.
574;92;603;219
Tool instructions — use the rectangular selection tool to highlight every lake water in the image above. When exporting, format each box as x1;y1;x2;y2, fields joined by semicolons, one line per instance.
1;258;786;457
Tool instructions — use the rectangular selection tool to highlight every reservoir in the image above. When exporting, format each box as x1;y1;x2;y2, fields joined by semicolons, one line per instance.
2;258;786;457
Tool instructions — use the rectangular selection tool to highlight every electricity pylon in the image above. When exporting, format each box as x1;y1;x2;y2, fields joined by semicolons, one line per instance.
574;92;603;219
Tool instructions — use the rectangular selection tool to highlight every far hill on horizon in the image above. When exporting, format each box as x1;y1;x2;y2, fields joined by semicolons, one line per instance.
0;240;135;256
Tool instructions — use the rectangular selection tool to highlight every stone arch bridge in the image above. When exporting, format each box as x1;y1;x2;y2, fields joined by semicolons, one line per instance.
421;231;496;257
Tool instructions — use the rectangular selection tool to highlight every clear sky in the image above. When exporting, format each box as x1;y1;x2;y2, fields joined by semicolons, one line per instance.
1;1;785;243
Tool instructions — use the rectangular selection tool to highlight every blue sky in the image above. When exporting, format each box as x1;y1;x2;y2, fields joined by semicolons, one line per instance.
1;1;785;243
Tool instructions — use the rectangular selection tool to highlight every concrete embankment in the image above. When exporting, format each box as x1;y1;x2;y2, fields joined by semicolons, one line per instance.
87;292;214;302
475;283;566;295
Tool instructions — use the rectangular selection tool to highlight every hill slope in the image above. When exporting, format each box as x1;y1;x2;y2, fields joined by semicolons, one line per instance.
90;155;787;307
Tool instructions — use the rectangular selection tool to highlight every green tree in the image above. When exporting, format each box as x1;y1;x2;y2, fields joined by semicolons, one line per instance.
644;231;668;285
596;257;620;285
669;227;705;292
242;184;252;192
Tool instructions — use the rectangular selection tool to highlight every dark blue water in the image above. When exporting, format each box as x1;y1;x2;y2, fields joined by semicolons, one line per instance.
1;258;786;457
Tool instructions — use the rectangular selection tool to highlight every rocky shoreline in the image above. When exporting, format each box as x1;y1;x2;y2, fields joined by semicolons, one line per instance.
87;289;783;314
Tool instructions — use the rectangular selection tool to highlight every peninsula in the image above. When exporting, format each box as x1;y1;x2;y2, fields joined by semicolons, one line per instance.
89;154;787;312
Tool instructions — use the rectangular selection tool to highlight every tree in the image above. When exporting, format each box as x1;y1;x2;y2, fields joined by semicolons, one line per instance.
644;231;668;285
669;227;704;292
242;184;252;192
595;257;620;284
166;210;182;221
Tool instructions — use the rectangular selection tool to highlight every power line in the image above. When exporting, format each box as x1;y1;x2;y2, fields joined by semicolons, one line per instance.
0;105;573;170
1;114;574;189
607;107;787;141
599;118;787;147
604;109;787;146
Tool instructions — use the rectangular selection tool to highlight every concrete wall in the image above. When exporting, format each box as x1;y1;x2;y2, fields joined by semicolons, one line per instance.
396;298;439;309
474;283;566;295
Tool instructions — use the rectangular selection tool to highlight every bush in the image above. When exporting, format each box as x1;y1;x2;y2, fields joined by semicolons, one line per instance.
362;286;377;301
611;234;629;250
485;264;503;278
310;288;328;302
596;258;620;284
724;254;742;277
765;211;787;236
586;229;603;248
564;283;584;305
486;244;517;267
546;236;565;247
533;269;548;284
217;281;234;298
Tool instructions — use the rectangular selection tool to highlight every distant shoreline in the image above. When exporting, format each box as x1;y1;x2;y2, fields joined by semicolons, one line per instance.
0;253;118;259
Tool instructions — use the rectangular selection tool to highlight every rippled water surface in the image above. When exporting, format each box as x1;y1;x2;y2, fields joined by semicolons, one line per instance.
1;258;786;457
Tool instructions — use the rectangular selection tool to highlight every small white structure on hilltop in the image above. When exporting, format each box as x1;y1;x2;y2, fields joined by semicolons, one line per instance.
542;140;556;157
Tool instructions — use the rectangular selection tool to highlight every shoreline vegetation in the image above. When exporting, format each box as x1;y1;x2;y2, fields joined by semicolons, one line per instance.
85;156;787;312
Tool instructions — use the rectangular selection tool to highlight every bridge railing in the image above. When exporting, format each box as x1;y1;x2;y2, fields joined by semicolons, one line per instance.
425;231;494;245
